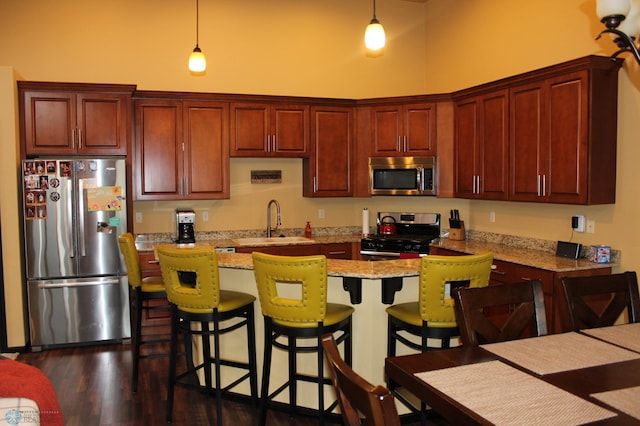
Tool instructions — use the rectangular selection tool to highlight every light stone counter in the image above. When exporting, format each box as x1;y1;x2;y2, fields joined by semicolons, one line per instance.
431;238;617;273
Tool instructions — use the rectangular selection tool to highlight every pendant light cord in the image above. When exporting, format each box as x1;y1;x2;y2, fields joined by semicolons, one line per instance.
372;0;377;20
195;0;200;47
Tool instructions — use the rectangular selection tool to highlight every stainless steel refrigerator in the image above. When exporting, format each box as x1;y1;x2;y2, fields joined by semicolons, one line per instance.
22;158;130;350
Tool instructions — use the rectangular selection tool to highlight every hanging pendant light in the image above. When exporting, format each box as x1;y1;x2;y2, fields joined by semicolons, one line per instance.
188;0;206;73
365;0;386;55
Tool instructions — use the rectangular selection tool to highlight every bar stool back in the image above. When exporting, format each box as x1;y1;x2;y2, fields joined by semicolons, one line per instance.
118;233;169;393
386;251;494;355
252;252;354;426
157;246;258;425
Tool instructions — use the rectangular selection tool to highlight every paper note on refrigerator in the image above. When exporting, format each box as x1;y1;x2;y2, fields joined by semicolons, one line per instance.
87;186;123;211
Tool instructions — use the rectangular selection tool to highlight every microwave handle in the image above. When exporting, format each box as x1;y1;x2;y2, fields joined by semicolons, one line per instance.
417;167;423;190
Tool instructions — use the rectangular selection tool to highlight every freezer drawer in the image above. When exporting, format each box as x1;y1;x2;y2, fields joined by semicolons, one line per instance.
27;276;130;349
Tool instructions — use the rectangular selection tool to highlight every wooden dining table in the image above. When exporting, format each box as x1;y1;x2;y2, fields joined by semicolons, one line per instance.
385;323;640;425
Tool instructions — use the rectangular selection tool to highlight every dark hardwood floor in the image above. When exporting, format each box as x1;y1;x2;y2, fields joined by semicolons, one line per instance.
16;340;445;425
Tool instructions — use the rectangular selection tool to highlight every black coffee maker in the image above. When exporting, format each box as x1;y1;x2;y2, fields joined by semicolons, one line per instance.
176;209;196;243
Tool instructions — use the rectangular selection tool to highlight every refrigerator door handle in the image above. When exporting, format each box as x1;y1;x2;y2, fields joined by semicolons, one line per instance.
67;179;76;258
78;178;87;257
37;278;120;289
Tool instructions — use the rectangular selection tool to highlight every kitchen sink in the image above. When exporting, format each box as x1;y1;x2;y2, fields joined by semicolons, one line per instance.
232;236;315;245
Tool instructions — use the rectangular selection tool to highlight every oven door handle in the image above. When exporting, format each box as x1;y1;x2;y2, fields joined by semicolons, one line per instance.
359;250;402;257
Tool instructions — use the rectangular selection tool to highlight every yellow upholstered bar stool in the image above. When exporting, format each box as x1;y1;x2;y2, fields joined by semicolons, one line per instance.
386;252;494;355
252;252;354;426
157;247;258;426
118;233;170;393
386;252;493;415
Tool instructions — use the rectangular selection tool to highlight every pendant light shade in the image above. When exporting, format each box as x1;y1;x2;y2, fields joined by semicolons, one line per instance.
365;19;386;50
364;0;385;54
189;46;206;72
188;0;206;73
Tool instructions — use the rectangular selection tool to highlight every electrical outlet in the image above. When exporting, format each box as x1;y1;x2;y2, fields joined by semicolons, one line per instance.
489;211;495;223
572;215;585;232
586;219;595;234
318;208;325;219
135;212;142;223
202;211;209;222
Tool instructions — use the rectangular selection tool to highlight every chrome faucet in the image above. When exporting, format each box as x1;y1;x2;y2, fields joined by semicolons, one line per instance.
266;199;281;237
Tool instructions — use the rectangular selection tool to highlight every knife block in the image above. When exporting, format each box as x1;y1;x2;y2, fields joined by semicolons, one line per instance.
449;221;466;241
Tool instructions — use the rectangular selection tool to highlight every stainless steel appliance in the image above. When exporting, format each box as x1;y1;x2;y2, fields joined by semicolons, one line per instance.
368;156;436;196
360;212;440;260
176;209;196;243
22;158;130;350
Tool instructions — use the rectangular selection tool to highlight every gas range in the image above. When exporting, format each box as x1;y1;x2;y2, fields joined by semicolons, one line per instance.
360;212;440;260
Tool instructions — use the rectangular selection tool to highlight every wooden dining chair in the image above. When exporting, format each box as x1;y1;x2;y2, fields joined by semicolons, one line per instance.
453;280;547;346
322;334;401;426
557;271;640;332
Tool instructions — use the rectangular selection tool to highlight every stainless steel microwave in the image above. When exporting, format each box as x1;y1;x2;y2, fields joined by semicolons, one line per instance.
368;156;436;196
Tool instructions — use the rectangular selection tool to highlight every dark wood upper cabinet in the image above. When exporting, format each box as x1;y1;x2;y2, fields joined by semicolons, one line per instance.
303;106;355;197
454;90;508;200
509;68;617;204
134;99;229;200
370;102;436;156
19;82;134;157
454;55;621;205
230;103;309;157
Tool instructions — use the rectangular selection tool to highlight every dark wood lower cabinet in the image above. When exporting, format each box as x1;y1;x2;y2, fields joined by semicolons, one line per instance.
235;242;355;259
429;246;612;333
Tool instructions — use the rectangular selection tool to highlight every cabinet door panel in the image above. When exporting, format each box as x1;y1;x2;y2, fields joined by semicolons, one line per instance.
304;107;354;197
272;105;308;155
454;100;478;197
479;92;508;200
135;101;182;199
404;103;436;155
509;83;546;202
23;92;75;154
371;107;401;155
184;102;229;199
77;93;128;154
230;104;269;155
547;73;587;203
235;245;319;256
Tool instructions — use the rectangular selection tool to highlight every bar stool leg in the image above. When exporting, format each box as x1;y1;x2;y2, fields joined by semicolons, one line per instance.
131;287;143;393
259;318;273;426
247;306;259;406
166;305;179;422
212;315;223;426
317;333;325;426
288;335;297;414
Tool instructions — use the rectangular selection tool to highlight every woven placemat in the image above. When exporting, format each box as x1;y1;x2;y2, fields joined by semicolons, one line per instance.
415;360;616;425
480;332;640;375
591;386;640;420
582;323;640;353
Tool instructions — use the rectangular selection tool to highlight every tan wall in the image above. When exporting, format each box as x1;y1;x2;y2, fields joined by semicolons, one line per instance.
1;0;639;347
0;67;25;347
422;0;640;276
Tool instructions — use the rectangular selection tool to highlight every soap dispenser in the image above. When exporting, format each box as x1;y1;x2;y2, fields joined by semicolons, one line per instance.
305;221;312;238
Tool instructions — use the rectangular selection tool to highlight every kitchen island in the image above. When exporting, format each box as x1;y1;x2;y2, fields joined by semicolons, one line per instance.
138;235;616;413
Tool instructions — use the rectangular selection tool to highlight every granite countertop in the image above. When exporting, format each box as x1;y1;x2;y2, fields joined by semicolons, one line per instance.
137;228;617;277
431;239;617;273
151;243;421;280
134;227;362;252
